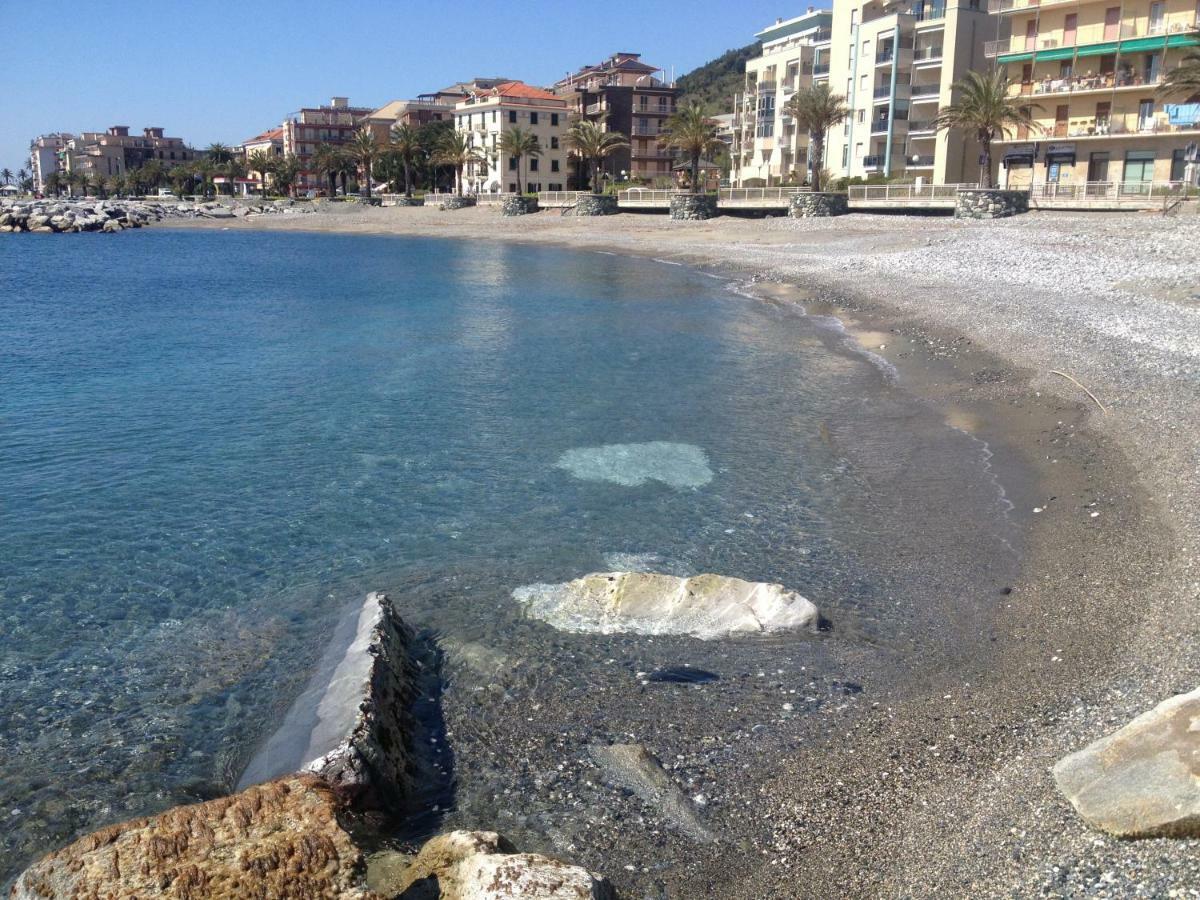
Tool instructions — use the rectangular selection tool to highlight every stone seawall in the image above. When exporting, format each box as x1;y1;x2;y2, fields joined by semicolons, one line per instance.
0;198;308;233
789;192;849;218
955;188;1030;219
669;194;719;221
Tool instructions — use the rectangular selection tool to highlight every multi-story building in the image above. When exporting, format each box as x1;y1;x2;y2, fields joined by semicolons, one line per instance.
732;10;834;186
59;126;199;182
240;127;285;193
281;97;376;193
985;0;1200;187
826;0;991;185
28;133;73;192
553;53;680;184
365;97;454;144
453;81;571;193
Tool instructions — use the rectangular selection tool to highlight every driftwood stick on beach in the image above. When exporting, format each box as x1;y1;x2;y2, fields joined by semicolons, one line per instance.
1050;370;1108;415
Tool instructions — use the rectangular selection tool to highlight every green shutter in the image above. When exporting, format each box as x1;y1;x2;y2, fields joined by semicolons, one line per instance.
1075;41;1119;58
1036;47;1078;61
997;51;1035;63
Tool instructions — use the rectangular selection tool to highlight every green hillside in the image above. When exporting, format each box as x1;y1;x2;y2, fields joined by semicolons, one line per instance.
676;42;759;115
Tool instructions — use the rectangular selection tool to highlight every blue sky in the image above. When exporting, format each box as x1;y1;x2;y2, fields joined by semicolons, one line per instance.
1;0;817;174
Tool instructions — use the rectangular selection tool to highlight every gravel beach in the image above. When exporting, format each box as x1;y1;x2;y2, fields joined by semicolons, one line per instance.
165;205;1200;897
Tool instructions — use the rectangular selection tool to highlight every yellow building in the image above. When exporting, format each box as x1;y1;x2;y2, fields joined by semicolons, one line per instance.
986;0;1200;187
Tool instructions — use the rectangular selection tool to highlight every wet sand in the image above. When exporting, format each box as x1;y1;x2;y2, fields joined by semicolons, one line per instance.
166;205;1200;897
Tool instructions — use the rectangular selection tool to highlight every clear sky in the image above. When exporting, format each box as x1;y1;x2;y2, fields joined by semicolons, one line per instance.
1;0;818;174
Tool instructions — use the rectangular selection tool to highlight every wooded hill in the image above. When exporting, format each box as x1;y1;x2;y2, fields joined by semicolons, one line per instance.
676;43;759;114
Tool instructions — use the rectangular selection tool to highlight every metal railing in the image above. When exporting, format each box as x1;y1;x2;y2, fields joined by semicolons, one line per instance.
908;119;937;132
874;85;893;98
877;50;896;63
848;183;977;201
863;155;887;168
537;190;589;206
910;83;941;97
913;46;943;61
907;155;936;166
719;187;808;203
631;126;662;136
1028;180;1196;201
617;188;679;205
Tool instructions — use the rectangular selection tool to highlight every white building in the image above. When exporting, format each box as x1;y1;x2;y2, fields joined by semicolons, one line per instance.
732;10;834;186
453;82;571;193
28;134;73;193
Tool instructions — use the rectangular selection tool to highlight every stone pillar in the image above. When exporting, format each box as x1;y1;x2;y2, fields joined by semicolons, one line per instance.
789;192;849;217
954;189;1030;219
573;194;619;216
438;196;477;210
669;193;719;220
500;196;539;216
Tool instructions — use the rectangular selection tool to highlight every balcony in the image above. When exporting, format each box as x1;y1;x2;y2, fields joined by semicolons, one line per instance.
863;155;886;169
813;27;833;42
871;120;892;133
913;46;943;63
907;119;937;133
910;83;941;98
631;125;661;136
584;102;605;116
907;155;935;166
988;16;1199;58
877;49;896;64
637;105;678;117
874;85;893;98
914;3;946;22
1012;71;1165;98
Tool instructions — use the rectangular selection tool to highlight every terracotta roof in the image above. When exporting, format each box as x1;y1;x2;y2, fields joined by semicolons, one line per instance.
492;81;561;101
244;126;284;144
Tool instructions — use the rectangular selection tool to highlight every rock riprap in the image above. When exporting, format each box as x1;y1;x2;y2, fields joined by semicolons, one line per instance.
394;830;615;899
0;198;309;233
8;774;374;900
1053;685;1200;838
514;571;819;640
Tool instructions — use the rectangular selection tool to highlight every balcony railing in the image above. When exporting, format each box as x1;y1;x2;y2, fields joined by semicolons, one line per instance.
631;125;661;136
871;120;892;133
585;102;605;116
1013;72;1164;98
911;83;941;97
863;155;886;168
1028;180;1196;200
914;3;946;22
987;17;1199;57
877;49;896;64
908;119;937;132
813;28;833;42
849;182;976;200
874;85;893;98
907;155;935;166
913;46;943;62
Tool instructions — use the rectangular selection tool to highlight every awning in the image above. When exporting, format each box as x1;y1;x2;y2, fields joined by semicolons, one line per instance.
1002;151;1035;167
1167;34;1200;49
1075;41;1118;58
1119;36;1168;53
1037;46;1077;61
1045;151;1076;164
997;51;1035;63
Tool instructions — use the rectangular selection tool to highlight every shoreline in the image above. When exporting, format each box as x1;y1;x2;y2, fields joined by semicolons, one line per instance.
132;209;1200;892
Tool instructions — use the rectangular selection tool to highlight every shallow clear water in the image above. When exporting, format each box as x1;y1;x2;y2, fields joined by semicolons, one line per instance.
0;230;1019;881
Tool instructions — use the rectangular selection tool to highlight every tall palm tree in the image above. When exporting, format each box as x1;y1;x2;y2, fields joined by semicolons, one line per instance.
272;154;301;198
347;128;380;200
0;168;12;186
565;120;630;194
224;157;248;197
389;124;421;197
499;126;542;195
433;131;483;196
17;168;29;194
660;100;725;193
246;150;274;198
783;84;850;192
45;172;62;197
312;143;343;197
934;70;1039;189
1159;53;1200;100
77;172;92;197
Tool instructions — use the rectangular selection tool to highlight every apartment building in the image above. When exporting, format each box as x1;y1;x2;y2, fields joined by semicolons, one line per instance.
240;127;285;193
827;0;991;184
453;81;571;193
365;98;454;144
985;0;1200;187
58;126;199;182
553;53;680;184
28;133;73;192
281;97;376;193
732;10;834;186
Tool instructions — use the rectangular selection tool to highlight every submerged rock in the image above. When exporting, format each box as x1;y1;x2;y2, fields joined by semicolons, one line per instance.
1053;685;1200;838
238;591;420;811
555;441;712;488
514;571;819;640
591;743;715;843
9;774;374;899
395;830;614;899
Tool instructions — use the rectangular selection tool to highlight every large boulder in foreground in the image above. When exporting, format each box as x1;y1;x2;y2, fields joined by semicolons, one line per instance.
238;591;420;811
9;774;374;899
1053;685;1200;838
514;571;818;640
395;830;614;899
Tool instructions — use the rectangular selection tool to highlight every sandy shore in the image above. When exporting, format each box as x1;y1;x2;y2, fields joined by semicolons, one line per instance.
167;205;1200;897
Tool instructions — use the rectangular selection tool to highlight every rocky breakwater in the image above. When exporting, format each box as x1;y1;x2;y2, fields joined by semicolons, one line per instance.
0;198;310;234
9;592;614;899
514;571;820;639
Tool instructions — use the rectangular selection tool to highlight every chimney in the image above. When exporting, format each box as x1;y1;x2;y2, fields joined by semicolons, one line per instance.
108;125;130;137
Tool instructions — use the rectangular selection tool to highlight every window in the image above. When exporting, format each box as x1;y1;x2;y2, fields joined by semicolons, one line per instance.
551;159;560;172
1171;148;1187;181
508;182;517;192
530;112;539;125
1123;149;1155;183
492;111;497;122
858;110;865;123
508;110;517;123
508;156;518;171
551;113;559;126
550;136;559;149
842;146;849;166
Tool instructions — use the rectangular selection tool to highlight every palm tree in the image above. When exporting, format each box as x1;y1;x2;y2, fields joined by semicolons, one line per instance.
934;70;1039;189
246;150;274;198
499;126;542;195
272;154;301;198
433;131;483;196
660;100;725;194
312;143;343;197
565;120;630;194
45;172;62;197
0;168;12;187
17;168;29;194
389;124;421;197
77;172;92;197
1159;53;1200;100
347;128;380;200
782;84;850;192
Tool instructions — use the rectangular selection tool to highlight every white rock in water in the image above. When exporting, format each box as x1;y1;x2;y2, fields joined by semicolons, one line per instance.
1053;686;1200;838
514;571;818;640
555;441;712;488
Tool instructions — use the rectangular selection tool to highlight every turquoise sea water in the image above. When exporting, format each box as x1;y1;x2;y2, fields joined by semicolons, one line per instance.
0;230;1019;880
